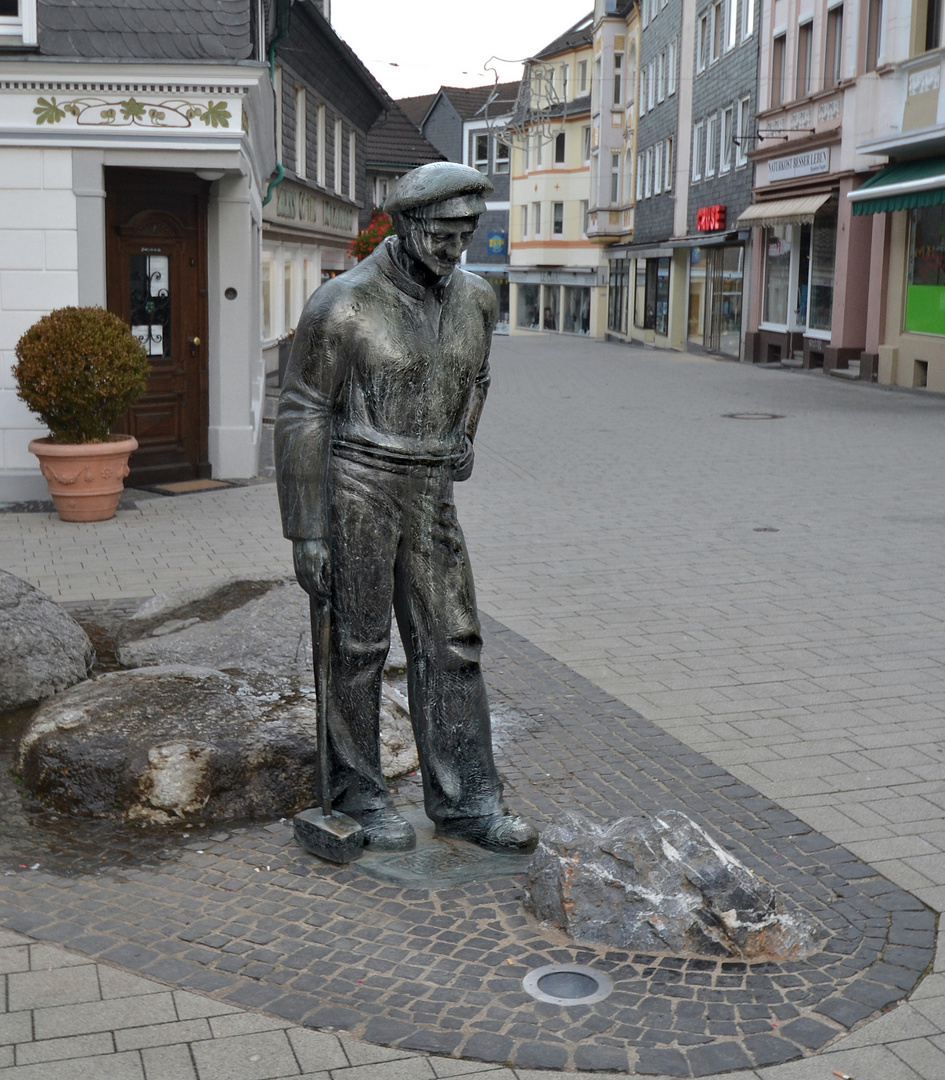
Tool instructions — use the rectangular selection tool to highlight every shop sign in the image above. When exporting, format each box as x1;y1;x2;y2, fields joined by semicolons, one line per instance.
323;199;354;231
697;204;726;231
767;149;829;182
487;230;507;255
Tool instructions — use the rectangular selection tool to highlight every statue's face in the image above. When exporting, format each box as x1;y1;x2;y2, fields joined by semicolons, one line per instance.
401;214;479;278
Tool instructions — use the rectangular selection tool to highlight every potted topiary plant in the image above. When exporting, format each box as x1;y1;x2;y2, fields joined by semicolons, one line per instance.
14;306;150;522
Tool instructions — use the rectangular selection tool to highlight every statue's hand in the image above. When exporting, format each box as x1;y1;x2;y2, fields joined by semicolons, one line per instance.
453;437;474;482
293;538;331;599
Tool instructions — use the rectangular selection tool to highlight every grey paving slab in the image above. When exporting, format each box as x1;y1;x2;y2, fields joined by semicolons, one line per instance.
0;1050;146;1079
15;1031;115;1065
189;1029;300;1080
7;962;100;1010
141;1042;199;1080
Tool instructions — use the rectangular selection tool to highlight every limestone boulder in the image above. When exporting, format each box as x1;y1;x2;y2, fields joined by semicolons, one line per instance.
18;664;329;824
0;570;93;712
525;811;818;959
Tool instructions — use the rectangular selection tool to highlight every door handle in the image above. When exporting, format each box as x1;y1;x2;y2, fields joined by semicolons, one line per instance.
188;336;201;346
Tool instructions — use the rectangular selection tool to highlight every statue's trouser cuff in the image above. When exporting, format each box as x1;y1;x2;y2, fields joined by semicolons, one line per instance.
326;456;504;824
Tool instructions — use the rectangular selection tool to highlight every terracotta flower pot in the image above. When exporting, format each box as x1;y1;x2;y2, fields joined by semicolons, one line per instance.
28;435;138;523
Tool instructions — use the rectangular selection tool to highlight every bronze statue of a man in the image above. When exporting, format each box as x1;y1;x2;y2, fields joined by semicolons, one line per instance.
275;162;538;855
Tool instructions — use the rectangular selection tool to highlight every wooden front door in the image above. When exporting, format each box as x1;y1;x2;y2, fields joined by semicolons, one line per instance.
105;168;210;485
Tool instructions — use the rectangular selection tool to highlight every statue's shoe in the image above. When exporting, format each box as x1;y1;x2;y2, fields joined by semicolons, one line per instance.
436;812;538;853
357;807;416;851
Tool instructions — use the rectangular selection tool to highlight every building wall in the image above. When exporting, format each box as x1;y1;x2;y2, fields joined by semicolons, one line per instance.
422;98;463;162
0;147;79;497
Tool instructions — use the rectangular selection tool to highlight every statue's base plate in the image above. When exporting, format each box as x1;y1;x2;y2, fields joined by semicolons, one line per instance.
357;806;533;888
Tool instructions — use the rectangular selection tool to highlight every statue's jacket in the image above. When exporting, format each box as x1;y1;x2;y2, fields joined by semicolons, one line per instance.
275;236;497;540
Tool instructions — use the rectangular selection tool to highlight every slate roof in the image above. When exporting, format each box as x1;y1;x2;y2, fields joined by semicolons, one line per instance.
37;0;252;61
435;82;521;121
534;12;594;60
366;97;445;169
397;92;438;127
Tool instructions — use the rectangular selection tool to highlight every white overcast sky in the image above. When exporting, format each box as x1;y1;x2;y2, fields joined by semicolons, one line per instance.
330;0;593;101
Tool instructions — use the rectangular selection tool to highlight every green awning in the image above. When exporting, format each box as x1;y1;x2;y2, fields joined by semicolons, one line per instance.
849;157;945;215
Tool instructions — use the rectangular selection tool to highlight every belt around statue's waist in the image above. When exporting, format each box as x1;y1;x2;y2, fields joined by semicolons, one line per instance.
332;439;458;476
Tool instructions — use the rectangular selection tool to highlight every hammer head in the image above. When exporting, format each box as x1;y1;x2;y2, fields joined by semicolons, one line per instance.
294;807;364;863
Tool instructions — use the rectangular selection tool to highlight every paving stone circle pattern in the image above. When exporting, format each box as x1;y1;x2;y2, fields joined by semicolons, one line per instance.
0;613;934;1077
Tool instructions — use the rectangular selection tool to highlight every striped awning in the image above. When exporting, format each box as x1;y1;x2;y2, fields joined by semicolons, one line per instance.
848;157;945;215
736;193;832;228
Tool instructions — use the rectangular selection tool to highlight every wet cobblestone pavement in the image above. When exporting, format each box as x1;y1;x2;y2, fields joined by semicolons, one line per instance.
0;614;934;1075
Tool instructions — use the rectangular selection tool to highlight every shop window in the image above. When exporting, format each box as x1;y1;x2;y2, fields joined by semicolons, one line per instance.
905;204;945;335
825;5;843;87
634;260;647;328
763;225;792;324
796;22;813;98
516;283;540;329
564;286;591;334
609;260;630;334
553;202;564;235
689;247;707;347
637;257;671;334
474;133;490;174
809;197;838;331
543;285;559;330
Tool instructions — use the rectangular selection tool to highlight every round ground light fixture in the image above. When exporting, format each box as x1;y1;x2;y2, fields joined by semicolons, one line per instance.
522;964;614;1006
723;412;785;420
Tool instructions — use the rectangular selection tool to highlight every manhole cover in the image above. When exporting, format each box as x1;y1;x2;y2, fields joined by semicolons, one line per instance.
723;412;785;420
523;964;614;1005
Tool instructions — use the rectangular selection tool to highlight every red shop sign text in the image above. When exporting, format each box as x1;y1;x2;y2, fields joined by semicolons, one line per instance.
697;204;726;231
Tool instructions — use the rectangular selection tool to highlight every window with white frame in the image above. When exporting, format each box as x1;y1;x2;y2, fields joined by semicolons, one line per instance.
611;151;620;203
579;59;589;93
742;0;755;38
474;133;490;173
495;137;510;174
825;3;843;87
736;95;751;165
647;62;655;111
553;201;564;235
316;103;326;186
522;204;528;238
653;141;663;195
771;33;786;107
582;125;591;162
692;122;704;181
664;136;674;189
560;63;569;99
554;131;566;165
334;117;343;192
657;51;665;102
668;38;678;94
705;113;717;176
696;12;709;71
294;85;307;178
0;0;37;44
637;152;645;200
639;65;648;115
580;200;589;236
720;105;733;172
727;0;737;49
796;21;813;98
533;201;541;236
613;52;623;107
711;0;724;62
866;0;884;69
349;131;357;198
644;147;653;198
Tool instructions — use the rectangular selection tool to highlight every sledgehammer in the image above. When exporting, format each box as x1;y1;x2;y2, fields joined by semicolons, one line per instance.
293;595;364;862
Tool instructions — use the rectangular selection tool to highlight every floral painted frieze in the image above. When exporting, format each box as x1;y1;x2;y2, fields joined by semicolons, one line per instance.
34;96;232;128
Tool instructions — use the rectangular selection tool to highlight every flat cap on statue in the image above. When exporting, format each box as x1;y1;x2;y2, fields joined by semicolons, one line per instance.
385;162;493;217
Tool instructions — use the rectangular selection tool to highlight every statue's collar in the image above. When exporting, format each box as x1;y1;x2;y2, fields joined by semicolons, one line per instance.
380;237;455;302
